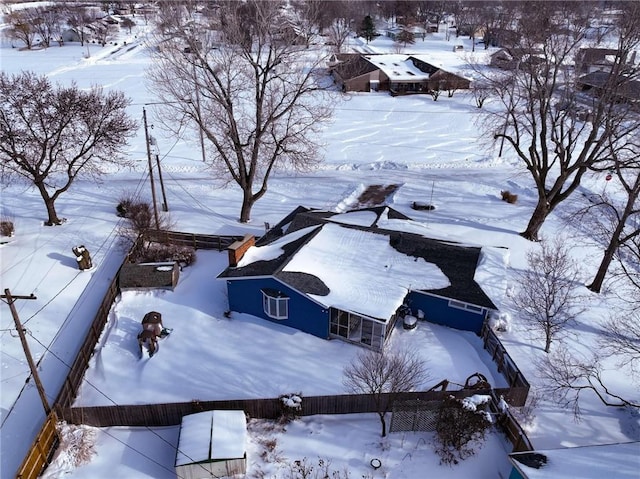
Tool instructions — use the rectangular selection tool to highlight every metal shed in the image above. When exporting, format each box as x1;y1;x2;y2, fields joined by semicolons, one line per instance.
175;410;247;479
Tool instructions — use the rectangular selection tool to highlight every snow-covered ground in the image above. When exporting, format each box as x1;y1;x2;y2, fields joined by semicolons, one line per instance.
1;12;639;479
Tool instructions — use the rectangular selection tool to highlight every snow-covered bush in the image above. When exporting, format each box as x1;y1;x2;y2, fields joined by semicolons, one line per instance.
279;392;303;422
488;311;511;332
41;422;97;478
433;395;492;465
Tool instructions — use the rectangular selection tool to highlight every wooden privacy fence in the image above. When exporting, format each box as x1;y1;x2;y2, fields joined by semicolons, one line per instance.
61;389;533;453
481;323;530;407
143;230;246;251
54;275;121;411
16;411;60;479
22;230;534;478
55;231;251;412
62;390;488;427
20;232;247;479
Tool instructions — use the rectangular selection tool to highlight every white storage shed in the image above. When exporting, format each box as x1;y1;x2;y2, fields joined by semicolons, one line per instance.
175;410;247;479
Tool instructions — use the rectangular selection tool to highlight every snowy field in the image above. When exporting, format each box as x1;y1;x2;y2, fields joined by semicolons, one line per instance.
2;11;639;479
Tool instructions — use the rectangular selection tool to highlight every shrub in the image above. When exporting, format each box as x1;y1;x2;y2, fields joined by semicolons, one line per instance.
434;395;492;465
279;392;303;423
139;243;196;266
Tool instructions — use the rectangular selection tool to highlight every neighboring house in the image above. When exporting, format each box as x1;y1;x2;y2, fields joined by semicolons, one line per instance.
486;28;520;48
489;48;546;72
409;55;471;92
574;47;636;76
218;206;503;350
490;48;518;70
330;54;381;92
509;442;640;479
456;24;486;39
60;27;83;43
577;71;640;104
330;53;470;94
385;24;429;41
175;410;247;479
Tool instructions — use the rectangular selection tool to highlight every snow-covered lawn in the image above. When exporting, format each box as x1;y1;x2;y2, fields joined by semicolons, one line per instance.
2;13;639;479
43;414;515;479
75;249;507;407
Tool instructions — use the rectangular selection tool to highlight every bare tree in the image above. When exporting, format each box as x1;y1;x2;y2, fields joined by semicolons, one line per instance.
343;347;430;437
538;334;640;419
471;80;491;108
512;239;585;353
120;17;136;35
289;0;324;48
477;2;640;241
30;5;63;48
94;22;117;46
327;17;352;53
66;6;96;47
582;143;640;293
148;0;333;223
0;71;136;226
4;9;37;49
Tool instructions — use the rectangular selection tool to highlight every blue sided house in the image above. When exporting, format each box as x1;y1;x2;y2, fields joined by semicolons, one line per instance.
218;206;506;350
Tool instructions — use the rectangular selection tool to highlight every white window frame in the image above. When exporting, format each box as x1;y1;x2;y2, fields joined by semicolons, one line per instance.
448;299;484;314
262;290;289;320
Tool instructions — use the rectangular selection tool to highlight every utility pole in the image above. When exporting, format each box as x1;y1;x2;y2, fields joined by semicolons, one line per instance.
155;154;169;212
143;107;160;229
0;289;50;415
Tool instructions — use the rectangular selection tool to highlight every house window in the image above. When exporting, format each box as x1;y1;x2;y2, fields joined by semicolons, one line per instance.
262;289;289;320
448;300;484;314
330;309;386;350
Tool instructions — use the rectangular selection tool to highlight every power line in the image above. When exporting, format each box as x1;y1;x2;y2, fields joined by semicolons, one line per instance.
24;331;220;478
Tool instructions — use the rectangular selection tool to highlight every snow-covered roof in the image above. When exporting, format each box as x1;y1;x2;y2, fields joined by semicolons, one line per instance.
282;222;450;319
364;54;430;82
175;410;246;466
510;442;640;479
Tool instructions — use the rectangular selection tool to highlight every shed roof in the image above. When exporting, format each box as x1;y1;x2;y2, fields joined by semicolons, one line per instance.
175;410;246;466
509;442;640;479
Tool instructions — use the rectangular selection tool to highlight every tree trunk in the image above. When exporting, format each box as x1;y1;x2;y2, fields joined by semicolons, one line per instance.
520;199;550;241
35;182;62;226
544;333;551;353
378;412;387;437
239;190;254;223
588;227;623;293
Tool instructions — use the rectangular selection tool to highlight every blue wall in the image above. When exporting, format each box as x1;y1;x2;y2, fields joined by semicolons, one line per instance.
406;291;487;334
509;466;525;479
226;278;330;338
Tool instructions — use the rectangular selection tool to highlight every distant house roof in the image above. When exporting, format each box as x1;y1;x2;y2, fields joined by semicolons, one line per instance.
332;53;470;83
575;48;620;66
577;71;640;101
365;54;430;82
509;442;640;479
219;207;499;320
330;54;379;82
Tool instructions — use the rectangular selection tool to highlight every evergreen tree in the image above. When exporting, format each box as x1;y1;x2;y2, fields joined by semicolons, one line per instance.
359;15;376;43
